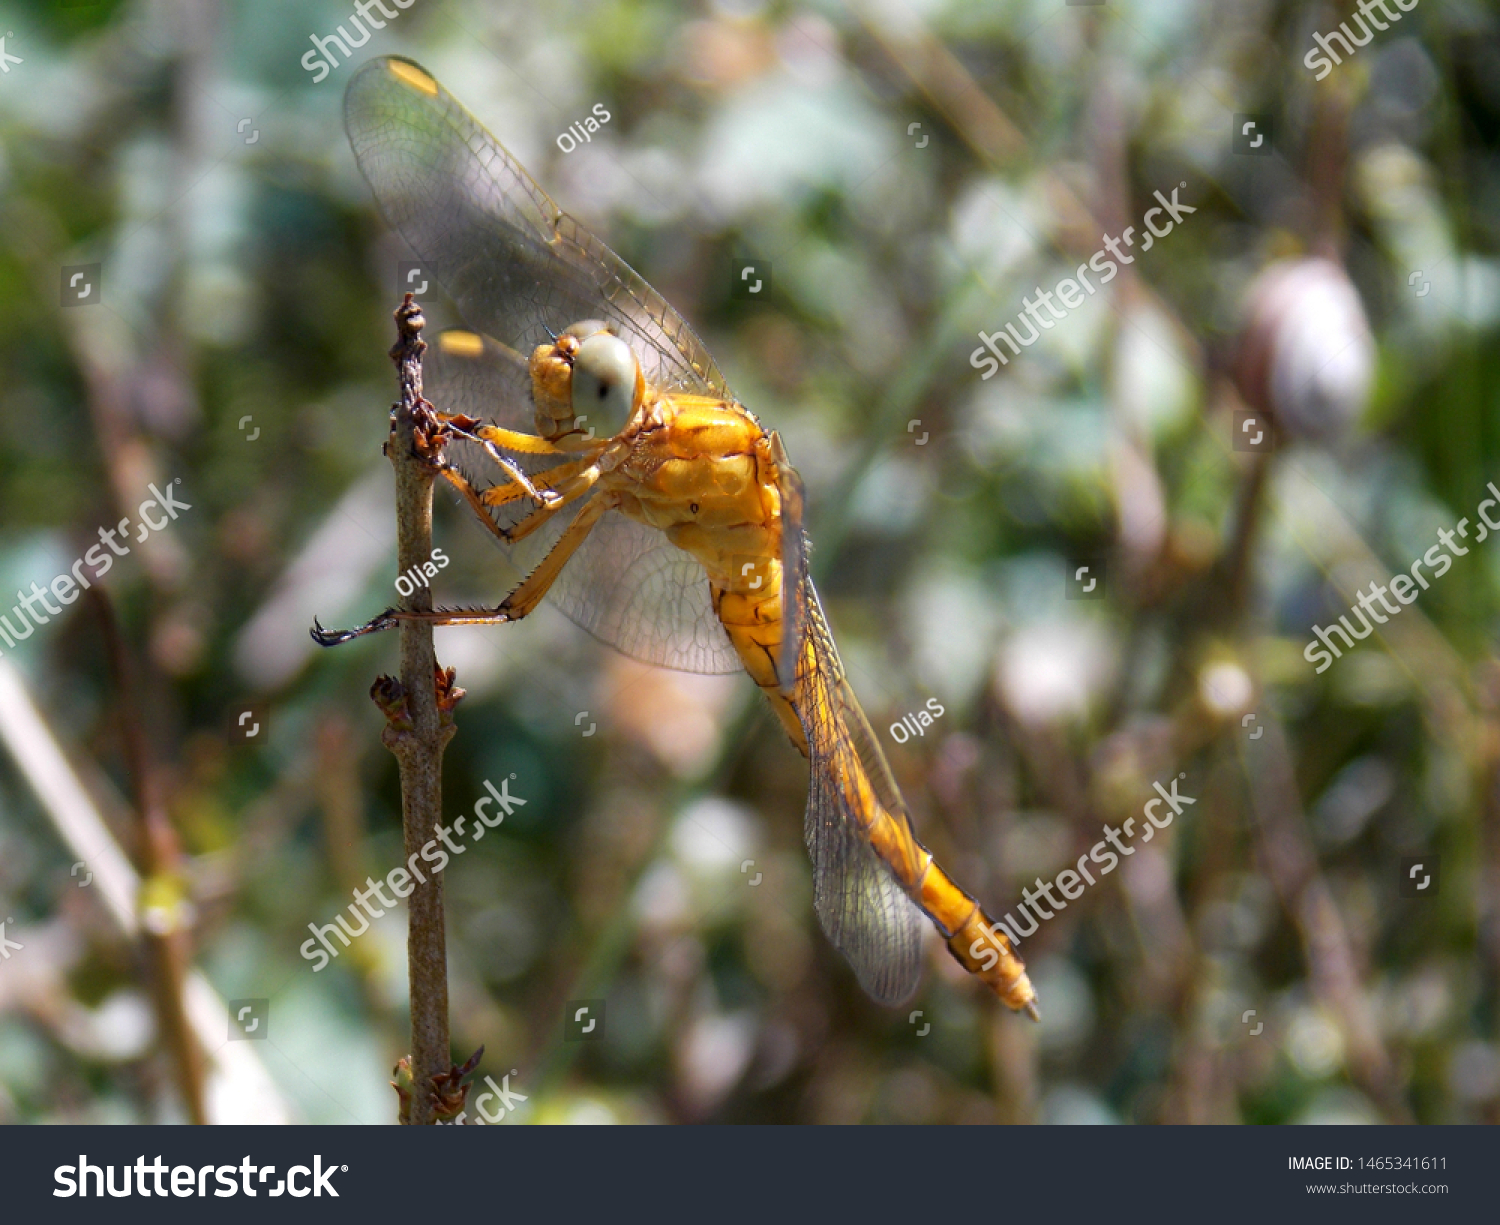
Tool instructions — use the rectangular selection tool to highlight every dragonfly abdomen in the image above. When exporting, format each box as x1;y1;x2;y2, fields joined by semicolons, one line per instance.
733;604;1040;1012
849;757;1037;1013
714;571;806;751
920;863;1039;1015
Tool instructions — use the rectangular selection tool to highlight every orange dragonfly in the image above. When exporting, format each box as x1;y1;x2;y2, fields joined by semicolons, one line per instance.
316;56;1036;1017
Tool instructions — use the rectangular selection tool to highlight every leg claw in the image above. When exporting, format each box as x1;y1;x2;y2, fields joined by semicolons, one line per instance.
310;610;399;647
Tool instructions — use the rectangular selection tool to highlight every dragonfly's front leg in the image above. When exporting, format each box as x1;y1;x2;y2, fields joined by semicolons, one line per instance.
430;456;600;547
479;455;592;511
502;467;601;544
436;414;591;453
437;416;602;512
429;452;587;550
442;428;562;508
310;493;615;646
449;418;599;455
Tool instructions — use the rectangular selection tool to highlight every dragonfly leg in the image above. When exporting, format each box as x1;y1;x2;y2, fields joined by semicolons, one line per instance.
309;493;614;646
502;467;601;544
442;420;604;508
473;442;560;507
475;422;599;455
479;455;592;511
427;456;525;544
493;490;611;617
427;455;598;549
428;453;587;547
435;415;593;456
434;415;560;454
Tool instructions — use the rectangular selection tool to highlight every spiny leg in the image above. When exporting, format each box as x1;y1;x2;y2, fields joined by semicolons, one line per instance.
435;419;585;458
439;417;605;512
463;439;560;507
503;467;601;545
429;451;588;551
433;416;565;506
430;456;526;546
473;422;599;455
310;494;615;646
439;462;601;548
480;454;593;511
487;491;611;618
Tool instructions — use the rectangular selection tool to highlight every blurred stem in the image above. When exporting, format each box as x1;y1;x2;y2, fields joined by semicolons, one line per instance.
860;9;1201;367
1305;32;1356;259
985;1007;1037;1124
1219;442;1272;619
382;298;456;1125
1477;667;1500;1048
316;715;402;1046
1239;713;1411;1123
86;587;207;1125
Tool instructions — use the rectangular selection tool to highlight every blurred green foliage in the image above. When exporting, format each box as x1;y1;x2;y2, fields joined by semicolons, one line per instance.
1;0;1498;1124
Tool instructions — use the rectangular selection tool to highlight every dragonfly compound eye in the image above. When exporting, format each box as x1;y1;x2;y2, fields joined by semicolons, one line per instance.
569;330;643;433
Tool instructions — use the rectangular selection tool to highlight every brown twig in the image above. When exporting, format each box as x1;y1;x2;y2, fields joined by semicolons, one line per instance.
1241;713;1411;1122
377;296;461;1124
85;586;207;1124
1217;430;1273;619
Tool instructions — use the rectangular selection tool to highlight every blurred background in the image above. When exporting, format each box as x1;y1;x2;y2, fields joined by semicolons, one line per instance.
1;0;1498;1124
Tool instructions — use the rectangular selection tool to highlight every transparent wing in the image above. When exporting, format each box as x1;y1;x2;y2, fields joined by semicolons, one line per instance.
423;327;536;432
426;330;741;675
552;511;742;675
795;580;925;1005
773;436;808;697
344;56;730;397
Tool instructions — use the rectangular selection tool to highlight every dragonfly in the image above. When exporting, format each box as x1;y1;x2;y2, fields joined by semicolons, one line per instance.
315;56;1037;1018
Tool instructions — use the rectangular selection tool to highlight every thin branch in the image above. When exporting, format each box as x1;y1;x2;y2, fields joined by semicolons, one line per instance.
1241;713;1411;1123
378;297;461;1124
315;714;402;1046
87;587;207;1125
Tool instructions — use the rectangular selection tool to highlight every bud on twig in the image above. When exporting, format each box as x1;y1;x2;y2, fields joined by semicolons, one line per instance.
1237;257;1374;442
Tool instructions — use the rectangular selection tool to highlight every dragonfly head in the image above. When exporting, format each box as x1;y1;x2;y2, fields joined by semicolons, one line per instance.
529;320;644;441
